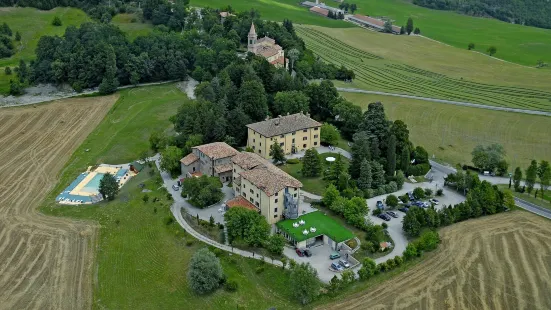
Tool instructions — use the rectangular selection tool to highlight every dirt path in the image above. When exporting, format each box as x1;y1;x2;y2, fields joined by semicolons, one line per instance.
0;95;117;309
318;211;551;310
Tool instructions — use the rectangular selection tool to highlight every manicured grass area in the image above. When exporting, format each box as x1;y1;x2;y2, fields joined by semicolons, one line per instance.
277;211;354;242
341;92;551;169
43;83;187;203
281;152;349;195
297;26;551;111
497;185;551;211
42;166;296;309
0;7;90;93
191;0;352;28
112;13;154;40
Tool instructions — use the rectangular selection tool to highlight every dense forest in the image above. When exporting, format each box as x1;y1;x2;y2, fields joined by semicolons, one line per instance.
413;0;551;29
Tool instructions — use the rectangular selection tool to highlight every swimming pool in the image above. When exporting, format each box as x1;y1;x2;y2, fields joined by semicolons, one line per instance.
81;173;105;194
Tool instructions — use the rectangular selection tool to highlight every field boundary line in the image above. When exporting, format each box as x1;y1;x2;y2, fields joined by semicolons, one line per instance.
337;87;551;116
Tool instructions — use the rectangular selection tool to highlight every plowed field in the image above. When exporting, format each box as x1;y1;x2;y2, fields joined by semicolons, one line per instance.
319;212;551;310
0;95;117;309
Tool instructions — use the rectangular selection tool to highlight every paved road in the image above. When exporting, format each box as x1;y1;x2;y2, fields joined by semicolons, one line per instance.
337;87;551;117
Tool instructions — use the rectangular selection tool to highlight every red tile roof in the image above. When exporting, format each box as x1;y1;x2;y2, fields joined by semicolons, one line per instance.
194;142;238;160
310;6;329;16
226;196;258;211
351;14;401;33
214;164;233;174
180;153;199;165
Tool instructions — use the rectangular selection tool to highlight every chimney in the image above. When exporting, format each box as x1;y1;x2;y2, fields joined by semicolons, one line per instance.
265;115;270;121
306;112;310;118
287;112;290;116
275;115;281;126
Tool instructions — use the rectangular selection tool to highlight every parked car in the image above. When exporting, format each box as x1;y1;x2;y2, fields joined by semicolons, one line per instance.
386;211;398;218
172;184;180;191
338;260;351;269
429;198;439;205
408;192;415;201
304;249;312;257
331;262;344;271
376;201;385;210
329;251;341;260
378;213;391;221
296;248;305;257
398;207;409;213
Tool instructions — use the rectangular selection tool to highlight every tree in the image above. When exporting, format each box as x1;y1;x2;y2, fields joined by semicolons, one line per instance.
414;27;421;35
269;142;286;165
538;160;551;198
9;79;22;95
322;184;340;207
400;26;405;34
471;144;506;172
487;46;497;56
386;194;398;208
326;154;346;183
183;134;203;155
99;173;119;201
525;160;538;193
468;43;475;50
406;17;414;35
320;123;340;146
98;45;119;95
224;207;270;247
4;67;11;75
16;59;28;83
302;148;321;177
52;16;62;26
183;176;224;208
238;80;268;121
383;20;393;33
350;3;357;13
160;146;183;177
496;160;509;176
15;31;21;41
370;161;385;189
357;159;372;191
273;91;309;116
188;248;224;294
287;48;300;71
401;144;410;173
358;257;376;280
1;23;12;36
349;131;371;179
149;130;167;152
290;263;320;305
402;210;421;237
265;234;286;255
513;167;522;191
413;187;425;199
386;134;396;176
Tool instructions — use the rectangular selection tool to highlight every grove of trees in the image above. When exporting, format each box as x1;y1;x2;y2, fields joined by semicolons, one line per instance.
181;176;224;208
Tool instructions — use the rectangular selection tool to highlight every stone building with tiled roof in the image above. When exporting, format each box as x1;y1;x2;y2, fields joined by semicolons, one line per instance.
180;142;239;182
247;23;287;68
246;112;322;159
228;152;302;224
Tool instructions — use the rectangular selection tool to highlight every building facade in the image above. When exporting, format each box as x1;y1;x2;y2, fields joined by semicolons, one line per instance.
180;142;238;182
247;23;287;68
246;112;321;159
228;152;301;225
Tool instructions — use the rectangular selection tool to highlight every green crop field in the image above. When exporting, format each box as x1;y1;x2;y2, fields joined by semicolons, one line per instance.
297;26;551;112
341;92;551;169
192;0;551;66
40;84;297;309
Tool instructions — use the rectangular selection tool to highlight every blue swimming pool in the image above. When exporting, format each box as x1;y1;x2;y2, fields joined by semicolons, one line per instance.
81;173;105;193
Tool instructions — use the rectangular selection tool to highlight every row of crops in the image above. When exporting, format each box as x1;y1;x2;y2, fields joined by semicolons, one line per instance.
296;27;551;112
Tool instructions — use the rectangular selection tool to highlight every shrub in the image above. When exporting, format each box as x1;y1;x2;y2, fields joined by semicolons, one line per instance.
255;266;265;274
224;280;238;292
361;241;374;252
165;216;174;225
381;222;388;229
286;158;300;164
372;208;382;216
413;187;425;199
394;256;403;266
385;181;398;194
375;187;386;196
436;189;443;196
212;248;224;257
52;16;62;26
386;194;399;208
407;163;430;176
4;67;11;75
363;188;375;199
142;194;149;202
400;194;410;203
188;248;224;294
424;188;433;197
186;240;194;246
218;223;224;229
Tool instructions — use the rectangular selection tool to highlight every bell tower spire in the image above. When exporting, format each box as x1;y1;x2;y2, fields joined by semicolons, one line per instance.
248;22;257;54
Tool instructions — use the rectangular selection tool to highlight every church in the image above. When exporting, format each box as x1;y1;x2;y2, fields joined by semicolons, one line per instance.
247;23;287;68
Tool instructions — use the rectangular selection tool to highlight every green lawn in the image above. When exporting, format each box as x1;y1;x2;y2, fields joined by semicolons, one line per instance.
43;83;187;204
341;92;551;170
497;185;551;211
297;26;551;111
281;152;349;195
112;13;154;40
277;211;354;243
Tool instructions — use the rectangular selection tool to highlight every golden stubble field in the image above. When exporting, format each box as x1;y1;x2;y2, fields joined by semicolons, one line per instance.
319;211;551;310
0;95;117;309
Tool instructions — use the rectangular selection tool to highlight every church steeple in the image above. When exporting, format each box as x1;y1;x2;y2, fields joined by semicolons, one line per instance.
247;22;257;54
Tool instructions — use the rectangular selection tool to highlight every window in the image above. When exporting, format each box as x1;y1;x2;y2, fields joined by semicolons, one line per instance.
243;193;247;198
303;144;306;148
275;199;278;203
314;142;318;146
274;215;277;218
256;193;259;198
294;193;297;198
253;139;255;143
292;138;295;143
314;127;319;131
250;189;254;194
233;176;235;180
256;202;260;207
303;129;307;132
275;192;278;196
243;184;246;188
260;142;261;146
252;146;255;150
303;137;307;140
314;135;318;138
192;167;195;172
258;150;262;154
280;142;284;147
250;198;254;203
274;208;278;212
280;135;284;138
292;132;296;135
233;169;236;172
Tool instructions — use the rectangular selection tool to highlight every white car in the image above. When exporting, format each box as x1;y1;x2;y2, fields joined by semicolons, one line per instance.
172;184;180;191
429;198;439;205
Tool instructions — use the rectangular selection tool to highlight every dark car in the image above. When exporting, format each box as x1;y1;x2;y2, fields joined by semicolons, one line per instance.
386;211;398;218
304;249;312;257
378;213;391;221
376;201;385;210
398;207;409;213
296;248;305;257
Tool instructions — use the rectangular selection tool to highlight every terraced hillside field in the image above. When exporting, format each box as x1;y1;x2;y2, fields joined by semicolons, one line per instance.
319;211;551;310
0;95;117;309
297;26;551;112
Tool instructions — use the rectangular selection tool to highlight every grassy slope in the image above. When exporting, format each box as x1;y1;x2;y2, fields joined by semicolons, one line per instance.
297;25;551;111
341;92;551;169
40;84;297;309
111;13;154;40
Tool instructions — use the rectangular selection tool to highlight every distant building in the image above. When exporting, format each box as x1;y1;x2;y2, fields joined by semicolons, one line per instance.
302;0;344;15
180;142;239;182
247;23;287;68
246;112;321;159
309;6;329;17
348;14;401;34
228;151;302;224
219;11;235;24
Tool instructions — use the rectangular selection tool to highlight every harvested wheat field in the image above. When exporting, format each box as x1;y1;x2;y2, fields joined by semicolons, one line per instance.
320;211;551;310
0;95;117;309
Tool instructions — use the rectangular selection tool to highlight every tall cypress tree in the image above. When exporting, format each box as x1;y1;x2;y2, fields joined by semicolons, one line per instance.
349;132;371;179
371;160;385;189
406;17;414;35
357;159;372;190
386;135;396;176
302;148;321;177
401;144;410;173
